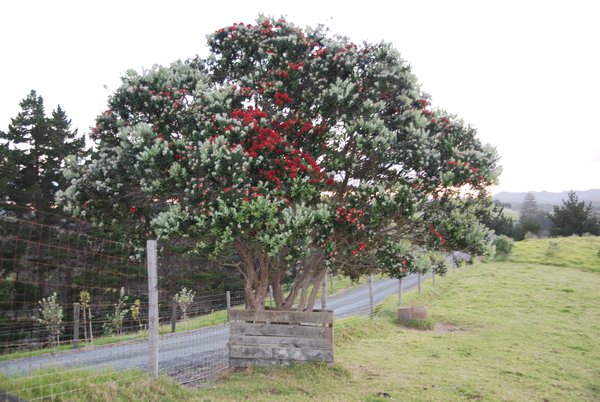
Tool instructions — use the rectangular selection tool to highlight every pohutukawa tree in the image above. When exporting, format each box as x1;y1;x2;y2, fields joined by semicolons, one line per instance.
58;17;500;311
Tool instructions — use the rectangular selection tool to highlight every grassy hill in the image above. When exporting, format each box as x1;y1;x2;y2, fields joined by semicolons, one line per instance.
2;237;600;401
511;235;600;273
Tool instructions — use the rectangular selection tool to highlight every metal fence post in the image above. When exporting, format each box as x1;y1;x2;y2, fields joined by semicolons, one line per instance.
147;240;159;378
368;274;374;319
226;290;231;321
73;303;80;349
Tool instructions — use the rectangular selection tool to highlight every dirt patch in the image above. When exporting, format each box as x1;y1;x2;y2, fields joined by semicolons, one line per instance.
433;323;465;333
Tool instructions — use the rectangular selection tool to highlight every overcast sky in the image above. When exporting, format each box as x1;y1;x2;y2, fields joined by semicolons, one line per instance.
1;0;598;193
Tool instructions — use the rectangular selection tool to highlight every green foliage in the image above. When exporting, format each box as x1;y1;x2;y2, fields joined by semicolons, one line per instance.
549;191;600;236
58;17;500;311
0;91;85;213
103;287;129;336
429;251;450;276
35;292;63;347
493;235;513;260
174;287;196;321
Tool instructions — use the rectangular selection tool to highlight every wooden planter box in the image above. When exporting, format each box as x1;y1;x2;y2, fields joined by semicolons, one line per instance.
398;306;428;321
228;309;334;368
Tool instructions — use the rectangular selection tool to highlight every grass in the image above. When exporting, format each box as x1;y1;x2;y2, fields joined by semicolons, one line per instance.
511;235;600;272
0;368;191;402
2;237;600;400
198;240;600;401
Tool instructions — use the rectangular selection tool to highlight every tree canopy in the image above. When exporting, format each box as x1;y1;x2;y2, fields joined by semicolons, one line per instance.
0;90;85;215
549;191;600;236
58;17;500;310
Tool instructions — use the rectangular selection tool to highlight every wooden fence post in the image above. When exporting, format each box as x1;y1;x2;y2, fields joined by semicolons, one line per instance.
398;277;403;307
226;291;231;321
368;274;374;319
73;303;80;349
329;272;333;295
321;273;328;309
171;297;177;333
88;307;93;345
418;272;422;294
147;240;159;378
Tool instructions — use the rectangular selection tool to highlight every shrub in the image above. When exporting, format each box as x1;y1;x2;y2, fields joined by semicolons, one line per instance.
493;235;513;260
103;287;129;336
36;292;63;347
175;287;196;322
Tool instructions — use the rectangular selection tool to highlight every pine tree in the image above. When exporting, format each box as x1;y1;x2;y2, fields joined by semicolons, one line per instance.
549;191;600;236
520;192;539;220
0;90;85;214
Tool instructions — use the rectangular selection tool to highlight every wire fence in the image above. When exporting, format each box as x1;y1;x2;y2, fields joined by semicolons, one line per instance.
0;204;467;401
0;206;245;400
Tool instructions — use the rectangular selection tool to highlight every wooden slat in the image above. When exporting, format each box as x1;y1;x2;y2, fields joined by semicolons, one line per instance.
229;345;334;362
228;309;333;325
230;357;285;368
229;322;332;340
229;334;331;349
229;357;334;368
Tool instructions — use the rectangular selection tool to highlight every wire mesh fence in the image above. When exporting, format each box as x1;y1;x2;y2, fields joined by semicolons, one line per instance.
0;204;467;400
0;206;246;399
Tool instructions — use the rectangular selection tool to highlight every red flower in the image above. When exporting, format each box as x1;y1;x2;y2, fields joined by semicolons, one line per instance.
223;187;230;193
351;250;358;256
129;206;137;214
326;178;335;186
359;241;367;251
174;154;182;160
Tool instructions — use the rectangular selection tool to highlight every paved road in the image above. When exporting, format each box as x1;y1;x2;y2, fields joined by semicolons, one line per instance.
1;274;424;377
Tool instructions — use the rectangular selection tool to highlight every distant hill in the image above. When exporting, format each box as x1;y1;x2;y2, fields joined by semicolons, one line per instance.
494;189;600;211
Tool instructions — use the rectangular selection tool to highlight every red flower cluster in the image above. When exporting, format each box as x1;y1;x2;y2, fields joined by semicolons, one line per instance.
287;61;305;70
350;241;368;256
428;224;446;245
274;92;293;105
335;207;366;229
260;19;273;36
247;128;284;157
232;107;268;127
447;160;480;173
312;47;328;58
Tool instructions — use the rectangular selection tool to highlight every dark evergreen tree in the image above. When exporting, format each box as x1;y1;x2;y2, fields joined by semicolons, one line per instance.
0;91;85;214
549;191;600;236
483;200;515;237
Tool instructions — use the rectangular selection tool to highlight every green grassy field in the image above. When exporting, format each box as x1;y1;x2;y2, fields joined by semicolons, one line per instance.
511;235;600;272
2;237;599;401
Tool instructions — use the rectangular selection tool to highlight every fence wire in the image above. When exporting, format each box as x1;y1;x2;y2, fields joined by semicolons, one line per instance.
0;207;246;400
0;204;463;400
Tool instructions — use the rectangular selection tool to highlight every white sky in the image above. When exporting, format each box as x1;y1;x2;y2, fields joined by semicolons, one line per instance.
1;0;598;193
